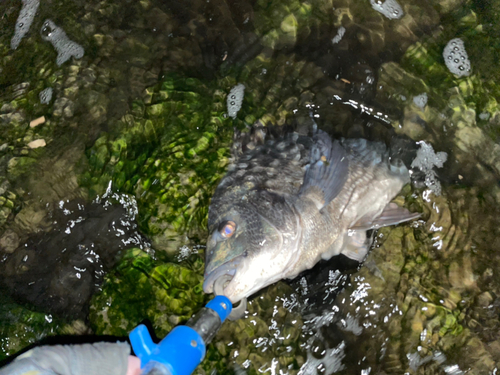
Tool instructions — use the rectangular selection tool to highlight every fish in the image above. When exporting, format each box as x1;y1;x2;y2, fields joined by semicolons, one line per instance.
203;127;419;314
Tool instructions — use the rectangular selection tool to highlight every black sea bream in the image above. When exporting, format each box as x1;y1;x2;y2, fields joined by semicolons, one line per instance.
203;128;419;313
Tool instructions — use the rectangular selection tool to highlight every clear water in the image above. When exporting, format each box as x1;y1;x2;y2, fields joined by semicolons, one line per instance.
1;0;500;374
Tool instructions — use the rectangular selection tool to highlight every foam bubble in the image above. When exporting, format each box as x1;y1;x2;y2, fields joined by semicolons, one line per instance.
332;26;346;44
39;87;53;104
11;0;40;49
41;19;84;66
479;112;490;121
413;93;428;108
227;83;245;119
443;38;471;77
370;0;404;20
411;141;447;196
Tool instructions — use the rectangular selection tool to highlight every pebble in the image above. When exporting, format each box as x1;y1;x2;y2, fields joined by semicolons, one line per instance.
29;116;46;128
28;139;46;148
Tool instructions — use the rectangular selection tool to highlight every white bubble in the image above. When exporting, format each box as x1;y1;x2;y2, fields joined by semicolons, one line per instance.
413;93;428;109
443;38;471;77
479;112;490;121
411;141;448;196
41;19;85;66
227;83;245;119
332;26;346;44
370;0;404;20
39;87;53;104
11;0;40;49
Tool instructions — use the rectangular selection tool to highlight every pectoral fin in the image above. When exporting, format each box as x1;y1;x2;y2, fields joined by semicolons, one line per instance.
351;202;421;230
299;130;349;208
340;230;373;262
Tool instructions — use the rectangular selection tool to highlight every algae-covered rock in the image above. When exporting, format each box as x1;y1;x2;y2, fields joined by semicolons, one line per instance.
0;194;145;318
89;248;207;338
89;246;307;374
80;75;234;254
377;28;500;194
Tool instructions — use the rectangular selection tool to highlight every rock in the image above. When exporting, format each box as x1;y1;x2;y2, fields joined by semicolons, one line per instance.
53;97;75;117
476;292;493;308
29;116;46;128
1;197;145;318
0;229;20;254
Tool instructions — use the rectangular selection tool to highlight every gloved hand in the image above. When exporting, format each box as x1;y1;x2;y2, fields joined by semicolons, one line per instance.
0;342;141;375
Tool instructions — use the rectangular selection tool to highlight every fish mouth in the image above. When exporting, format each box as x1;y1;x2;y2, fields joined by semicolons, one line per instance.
213;273;248;320
203;255;242;295
203;255;247;320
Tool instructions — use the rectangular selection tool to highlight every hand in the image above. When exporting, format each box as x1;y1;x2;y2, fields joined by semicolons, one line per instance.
127;355;142;375
0;342;140;375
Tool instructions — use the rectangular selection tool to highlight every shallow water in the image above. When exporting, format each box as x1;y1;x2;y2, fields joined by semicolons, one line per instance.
1;0;500;373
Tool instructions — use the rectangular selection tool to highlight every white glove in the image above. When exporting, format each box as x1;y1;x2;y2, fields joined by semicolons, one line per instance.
0;342;132;375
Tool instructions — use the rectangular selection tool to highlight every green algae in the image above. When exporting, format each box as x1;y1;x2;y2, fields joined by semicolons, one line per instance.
89;248;208;338
80;75;234;254
0;295;87;362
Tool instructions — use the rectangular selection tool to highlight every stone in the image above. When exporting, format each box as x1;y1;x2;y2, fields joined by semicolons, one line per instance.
0;229;20;254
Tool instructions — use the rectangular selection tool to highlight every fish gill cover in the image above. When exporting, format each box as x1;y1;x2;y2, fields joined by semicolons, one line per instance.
0;0;500;373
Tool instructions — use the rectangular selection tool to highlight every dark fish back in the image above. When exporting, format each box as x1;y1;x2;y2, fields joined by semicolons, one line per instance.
208;133;313;229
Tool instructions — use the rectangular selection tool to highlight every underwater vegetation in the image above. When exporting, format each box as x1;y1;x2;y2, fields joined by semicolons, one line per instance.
80;75;235;253
0;0;500;373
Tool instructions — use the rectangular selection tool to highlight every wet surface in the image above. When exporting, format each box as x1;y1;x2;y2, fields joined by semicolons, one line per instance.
0;0;500;373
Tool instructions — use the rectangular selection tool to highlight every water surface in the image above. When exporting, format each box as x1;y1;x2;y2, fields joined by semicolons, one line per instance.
1;0;500;374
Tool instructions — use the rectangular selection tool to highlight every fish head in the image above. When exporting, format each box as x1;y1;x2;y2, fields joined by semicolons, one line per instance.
203;192;298;303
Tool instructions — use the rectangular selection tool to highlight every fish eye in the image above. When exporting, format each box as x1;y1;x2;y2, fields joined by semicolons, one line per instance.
219;221;236;238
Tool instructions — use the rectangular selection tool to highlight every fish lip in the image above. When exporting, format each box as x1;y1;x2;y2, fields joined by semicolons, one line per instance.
203;255;242;294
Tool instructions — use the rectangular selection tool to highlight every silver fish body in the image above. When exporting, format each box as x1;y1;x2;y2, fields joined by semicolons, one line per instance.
203;130;418;304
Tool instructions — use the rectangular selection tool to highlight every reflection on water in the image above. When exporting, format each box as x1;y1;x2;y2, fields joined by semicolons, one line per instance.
1;0;500;373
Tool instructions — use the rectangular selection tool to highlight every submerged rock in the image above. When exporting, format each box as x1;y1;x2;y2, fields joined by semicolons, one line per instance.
0;0;498;372
0;295;90;361
90;248;206;337
81;75;234;254
0;195;146;318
